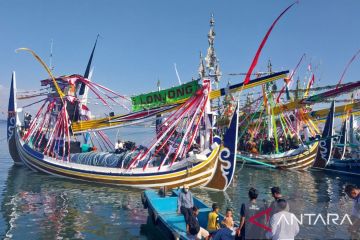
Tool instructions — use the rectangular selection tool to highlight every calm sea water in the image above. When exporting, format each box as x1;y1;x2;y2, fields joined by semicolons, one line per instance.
0;121;359;239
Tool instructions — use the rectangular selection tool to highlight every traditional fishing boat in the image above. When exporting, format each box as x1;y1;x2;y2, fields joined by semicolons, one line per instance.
142;189;238;240
8;68;242;190
238;144;319;170
8;11;296;189
236;84;360;170
313;102;360;176
236;52;360;170
236;66;321;170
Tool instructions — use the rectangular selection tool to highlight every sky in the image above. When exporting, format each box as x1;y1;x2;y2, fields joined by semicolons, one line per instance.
0;0;359;118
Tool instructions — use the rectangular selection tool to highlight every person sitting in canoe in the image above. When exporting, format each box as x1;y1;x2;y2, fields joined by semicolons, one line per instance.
221;208;234;229
207;203;220;233
188;206;210;240
177;184;194;228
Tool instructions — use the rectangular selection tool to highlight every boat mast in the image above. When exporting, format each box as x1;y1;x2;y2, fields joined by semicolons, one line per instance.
294;77;301;136
266;60;273;140
49;39;54;71
200;14;221;150
155;79;162;139
204;13;221;85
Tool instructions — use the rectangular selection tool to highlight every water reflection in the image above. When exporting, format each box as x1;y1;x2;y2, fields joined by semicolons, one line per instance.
0;166;148;239
1;162;360;239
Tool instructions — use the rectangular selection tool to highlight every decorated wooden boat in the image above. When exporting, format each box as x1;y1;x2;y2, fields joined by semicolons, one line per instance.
313;103;360;176
238;142;319;170
142;189;238;240
7;71;240;190
235;53;360;170
236;84;360;170
8;12;294;188
236;71;320;170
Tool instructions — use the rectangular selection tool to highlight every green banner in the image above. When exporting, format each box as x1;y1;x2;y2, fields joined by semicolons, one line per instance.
131;80;200;111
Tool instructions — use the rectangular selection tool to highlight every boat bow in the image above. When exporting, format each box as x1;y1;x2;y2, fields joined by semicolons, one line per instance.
7;72;22;165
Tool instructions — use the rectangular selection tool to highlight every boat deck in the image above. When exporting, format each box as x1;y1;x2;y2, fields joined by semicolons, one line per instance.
144;190;212;239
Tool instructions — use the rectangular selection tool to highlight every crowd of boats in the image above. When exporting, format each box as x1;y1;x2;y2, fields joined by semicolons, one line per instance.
6;3;360;195
6;4;360;195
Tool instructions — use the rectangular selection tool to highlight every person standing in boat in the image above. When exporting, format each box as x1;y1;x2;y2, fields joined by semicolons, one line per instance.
236;187;266;240
24;112;32;130
269;186;289;217
177;184;194;227
262;138;273;154
344;184;360;239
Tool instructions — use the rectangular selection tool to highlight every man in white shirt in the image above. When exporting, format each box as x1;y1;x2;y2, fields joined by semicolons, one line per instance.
266;199;299;240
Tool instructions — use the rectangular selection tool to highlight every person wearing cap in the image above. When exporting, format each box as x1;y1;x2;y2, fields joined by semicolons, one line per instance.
266;199;299;240
212;218;234;240
207;203;220;233
177;184;194;227
344;184;360;239
269;186;289;217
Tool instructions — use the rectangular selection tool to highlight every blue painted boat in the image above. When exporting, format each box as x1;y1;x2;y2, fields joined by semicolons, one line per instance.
312;102;360;176
143;189;236;240
325;158;360;176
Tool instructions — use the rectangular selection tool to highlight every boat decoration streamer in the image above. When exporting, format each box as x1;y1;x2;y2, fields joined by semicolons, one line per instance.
243;1;298;85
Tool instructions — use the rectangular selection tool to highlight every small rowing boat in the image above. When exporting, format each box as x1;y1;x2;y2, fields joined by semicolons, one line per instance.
142;189;237;240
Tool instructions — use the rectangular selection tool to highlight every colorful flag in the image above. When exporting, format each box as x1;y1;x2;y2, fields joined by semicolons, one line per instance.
243;1;298;85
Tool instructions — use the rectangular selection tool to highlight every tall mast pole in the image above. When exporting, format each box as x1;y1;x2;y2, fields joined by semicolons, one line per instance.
266;60;273;140
295;77;300;135
205;13;221;86
155;78;162;139
201;14;221;149
49;39;54;71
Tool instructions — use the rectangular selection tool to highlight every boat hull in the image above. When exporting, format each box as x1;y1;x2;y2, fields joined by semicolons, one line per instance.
15;131;220;189
318;159;360;176
237;142;318;170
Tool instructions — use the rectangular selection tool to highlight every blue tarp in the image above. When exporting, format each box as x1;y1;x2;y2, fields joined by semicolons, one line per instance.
70;150;151;168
